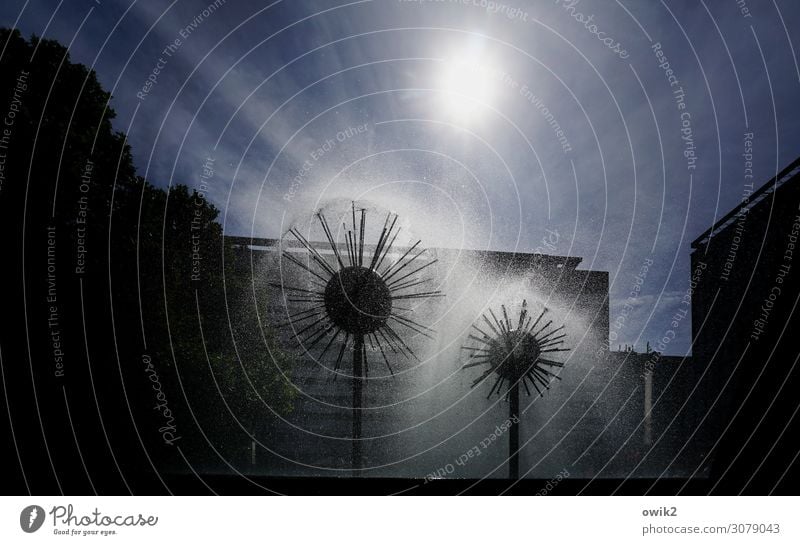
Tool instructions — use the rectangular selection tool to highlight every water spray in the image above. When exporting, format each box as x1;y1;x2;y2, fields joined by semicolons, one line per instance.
277;201;443;475
461;299;570;479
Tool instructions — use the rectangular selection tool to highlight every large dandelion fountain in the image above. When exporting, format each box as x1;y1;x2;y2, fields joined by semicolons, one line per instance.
276;202;443;475
462;300;570;479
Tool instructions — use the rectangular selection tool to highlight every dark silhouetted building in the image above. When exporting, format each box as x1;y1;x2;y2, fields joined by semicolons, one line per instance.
689;156;800;492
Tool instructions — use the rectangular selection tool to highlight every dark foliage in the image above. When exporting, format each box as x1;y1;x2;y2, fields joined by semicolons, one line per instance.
0;28;294;494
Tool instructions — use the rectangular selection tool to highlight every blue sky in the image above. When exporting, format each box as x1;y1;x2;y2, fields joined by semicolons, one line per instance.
3;0;800;354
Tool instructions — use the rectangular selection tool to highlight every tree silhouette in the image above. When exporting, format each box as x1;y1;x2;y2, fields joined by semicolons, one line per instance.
0;28;295;493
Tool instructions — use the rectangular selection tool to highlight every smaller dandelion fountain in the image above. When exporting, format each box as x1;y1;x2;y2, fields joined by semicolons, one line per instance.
462;300;570;479
275;202;443;475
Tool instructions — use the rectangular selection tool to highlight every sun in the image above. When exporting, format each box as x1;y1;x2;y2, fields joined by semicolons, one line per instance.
437;49;498;122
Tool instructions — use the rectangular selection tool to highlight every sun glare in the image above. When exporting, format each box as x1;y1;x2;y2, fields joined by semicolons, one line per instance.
437;50;498;122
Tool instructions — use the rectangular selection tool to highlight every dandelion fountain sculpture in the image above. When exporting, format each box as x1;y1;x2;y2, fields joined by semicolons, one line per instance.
276;202;444;475
462;300;570;479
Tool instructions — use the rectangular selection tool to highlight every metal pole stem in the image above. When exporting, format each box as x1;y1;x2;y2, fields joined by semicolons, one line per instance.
352;335;364;476
509;381;520;480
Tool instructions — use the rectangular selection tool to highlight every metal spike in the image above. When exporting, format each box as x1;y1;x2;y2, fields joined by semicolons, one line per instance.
535;366;562;380
282;251;330;284
269;283;324;296
482;314;500;336
384;324;419;361
537;358;565;368
334;334;350;373
531;368;552;389
319;328;342;360
461;346;490;352
487;374;503;398
347;230;356;266
517;300;528;330
390;314;436;338
471;323;492;339
358;208;366;267
391;291;444;300
382;241;422;280
521;376;532;396
368;213;393;270
536;325;565;344
387;258;438;289
376;327;406;359
388;278;432;292
467;334;489;345
527;373;543;396
293;315;330;339
538;332;566;346
289;228;336;276
501;305;511;331
471;368;493;388
527;308;547;335
372;332;394;375
279;309;325;327
317;213;345;269
488;308;506;335
533;320;553;338
374;225;400;272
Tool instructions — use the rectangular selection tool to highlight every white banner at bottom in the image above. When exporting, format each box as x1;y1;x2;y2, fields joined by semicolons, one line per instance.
1;496;796;544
